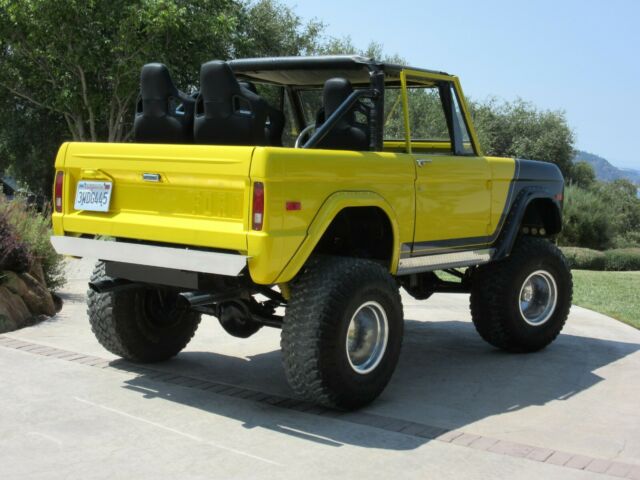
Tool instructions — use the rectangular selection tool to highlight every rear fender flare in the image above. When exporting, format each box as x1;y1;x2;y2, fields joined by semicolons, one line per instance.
275;191;401;283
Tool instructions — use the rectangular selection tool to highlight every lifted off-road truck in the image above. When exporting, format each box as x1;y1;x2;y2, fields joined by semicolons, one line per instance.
50;56;572;409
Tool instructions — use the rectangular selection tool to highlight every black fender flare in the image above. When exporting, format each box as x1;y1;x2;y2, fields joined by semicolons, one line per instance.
493;188;562;261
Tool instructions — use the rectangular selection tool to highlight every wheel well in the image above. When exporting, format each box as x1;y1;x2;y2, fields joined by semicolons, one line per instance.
312;207;394;265
521;198;562;236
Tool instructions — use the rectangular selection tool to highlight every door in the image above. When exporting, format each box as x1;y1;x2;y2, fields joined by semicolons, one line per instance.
398;70;492;256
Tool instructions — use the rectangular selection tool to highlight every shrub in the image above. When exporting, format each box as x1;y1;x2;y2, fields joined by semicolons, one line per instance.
561;247;605;270
0;194;66;290
604;248;640;272
0;212;32;272
558;185;616;250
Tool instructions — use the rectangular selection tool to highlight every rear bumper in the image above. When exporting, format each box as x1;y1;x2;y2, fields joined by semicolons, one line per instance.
50;236;247;277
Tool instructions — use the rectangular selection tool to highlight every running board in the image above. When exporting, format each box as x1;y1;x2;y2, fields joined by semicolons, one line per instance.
397;249;494;275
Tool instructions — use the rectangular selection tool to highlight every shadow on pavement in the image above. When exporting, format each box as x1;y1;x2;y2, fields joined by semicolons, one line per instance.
113;317;640;451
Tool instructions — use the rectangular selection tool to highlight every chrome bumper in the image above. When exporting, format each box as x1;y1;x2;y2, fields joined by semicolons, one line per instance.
50;236;247;277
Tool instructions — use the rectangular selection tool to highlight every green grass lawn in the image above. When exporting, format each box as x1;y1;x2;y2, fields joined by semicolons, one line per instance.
571;270;640;329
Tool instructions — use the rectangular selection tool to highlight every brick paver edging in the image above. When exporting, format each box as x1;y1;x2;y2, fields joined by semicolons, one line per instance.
1;334;638;479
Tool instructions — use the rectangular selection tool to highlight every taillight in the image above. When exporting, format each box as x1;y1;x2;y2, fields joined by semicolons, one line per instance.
252;182;264;231
54;171;64;213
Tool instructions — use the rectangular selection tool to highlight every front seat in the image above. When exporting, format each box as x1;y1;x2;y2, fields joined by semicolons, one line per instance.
133;63;195;144
194;61;268;145
316;77;369;151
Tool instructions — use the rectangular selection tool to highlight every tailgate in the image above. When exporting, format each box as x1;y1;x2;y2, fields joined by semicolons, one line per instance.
53;142;254;252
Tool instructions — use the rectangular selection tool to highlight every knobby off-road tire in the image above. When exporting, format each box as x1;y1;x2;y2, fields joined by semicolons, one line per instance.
281;256;404;410
470;237;572;352
87;262;201;362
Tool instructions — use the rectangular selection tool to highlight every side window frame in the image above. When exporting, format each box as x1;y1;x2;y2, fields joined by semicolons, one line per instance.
398;69;482;156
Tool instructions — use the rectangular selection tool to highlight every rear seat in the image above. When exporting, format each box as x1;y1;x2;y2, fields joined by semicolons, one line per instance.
193;61;268;146
133;63;195;144
134;61;285;146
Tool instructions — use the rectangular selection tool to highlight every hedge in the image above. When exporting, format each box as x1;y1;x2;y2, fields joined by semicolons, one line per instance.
604;248;640;271
561;247;605;270
561;246;640;271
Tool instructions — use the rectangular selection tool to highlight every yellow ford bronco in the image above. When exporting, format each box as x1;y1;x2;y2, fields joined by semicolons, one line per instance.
50;56;572;409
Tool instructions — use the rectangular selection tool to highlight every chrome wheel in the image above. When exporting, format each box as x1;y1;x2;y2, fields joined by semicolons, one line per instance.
519;270;558;326
346;301;389;374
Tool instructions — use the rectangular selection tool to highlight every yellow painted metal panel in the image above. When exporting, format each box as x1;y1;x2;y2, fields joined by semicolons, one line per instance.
399;69;513;251
399;70;412;154
487;156;517;235
53;142;254;252
246;147;415;284
412;154;492;250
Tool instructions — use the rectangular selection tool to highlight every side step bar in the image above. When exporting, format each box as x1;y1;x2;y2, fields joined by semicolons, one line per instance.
397;248;494;275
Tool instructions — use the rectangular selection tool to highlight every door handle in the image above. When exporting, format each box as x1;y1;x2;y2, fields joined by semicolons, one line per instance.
416;158;432;167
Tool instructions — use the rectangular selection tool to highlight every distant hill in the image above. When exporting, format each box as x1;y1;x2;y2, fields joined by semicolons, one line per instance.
574;150;640;184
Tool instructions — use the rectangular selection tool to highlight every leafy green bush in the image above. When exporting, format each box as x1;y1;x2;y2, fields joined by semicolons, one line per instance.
561;247;640;271
604;249;640;271
0;194;66;290
559;180;640;251
613;230;640;249
559;186;616;250
561;247;606;270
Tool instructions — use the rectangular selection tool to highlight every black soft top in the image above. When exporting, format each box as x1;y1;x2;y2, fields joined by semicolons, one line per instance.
228;55;449;87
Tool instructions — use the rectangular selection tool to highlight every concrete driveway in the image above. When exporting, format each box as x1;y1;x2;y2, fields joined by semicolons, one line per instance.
1;258;639;479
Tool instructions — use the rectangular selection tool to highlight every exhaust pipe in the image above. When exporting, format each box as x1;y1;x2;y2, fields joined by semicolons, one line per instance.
89;278;142;294
177;288;243;310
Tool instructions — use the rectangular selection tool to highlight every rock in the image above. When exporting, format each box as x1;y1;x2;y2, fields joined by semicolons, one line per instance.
0;286;32;333
3;271;29;297
29;262;46;285
0;262;57;332
18;272;56;317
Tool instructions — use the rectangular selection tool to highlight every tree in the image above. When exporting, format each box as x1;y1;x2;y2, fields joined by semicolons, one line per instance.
0;0;242;152
571;161;596;188
470;98;575;179
595;179;640;247
235;0;323;58
0;0;322;193
0;97;67;194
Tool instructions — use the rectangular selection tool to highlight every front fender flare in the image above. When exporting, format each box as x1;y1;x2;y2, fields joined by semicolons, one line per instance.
494;189;562;260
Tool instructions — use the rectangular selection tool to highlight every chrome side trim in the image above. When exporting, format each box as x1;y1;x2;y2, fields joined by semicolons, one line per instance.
397;248;494;275
50;236;247;277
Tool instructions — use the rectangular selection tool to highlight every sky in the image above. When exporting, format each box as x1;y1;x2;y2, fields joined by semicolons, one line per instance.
282;0;640;170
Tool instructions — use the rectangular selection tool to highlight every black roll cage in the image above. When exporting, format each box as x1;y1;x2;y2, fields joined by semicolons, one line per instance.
229;55;468;154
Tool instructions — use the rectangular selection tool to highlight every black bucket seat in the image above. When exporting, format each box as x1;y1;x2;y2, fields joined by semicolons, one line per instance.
316;78;369;151
194;61;268;145
133;63;195;144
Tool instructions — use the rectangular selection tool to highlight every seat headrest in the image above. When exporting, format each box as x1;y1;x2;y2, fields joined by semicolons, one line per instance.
323;78;354;117
200;61;242;99
140;63;179;99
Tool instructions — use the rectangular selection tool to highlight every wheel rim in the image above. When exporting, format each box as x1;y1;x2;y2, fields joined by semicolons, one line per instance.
346;301;389;374
518;270;558;326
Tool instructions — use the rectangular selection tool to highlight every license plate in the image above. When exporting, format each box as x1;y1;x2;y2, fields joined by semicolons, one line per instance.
74;181;113;212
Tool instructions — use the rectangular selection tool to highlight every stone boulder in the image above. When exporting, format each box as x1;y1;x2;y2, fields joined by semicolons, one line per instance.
0;263;58;333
